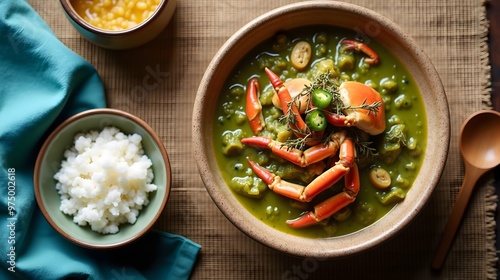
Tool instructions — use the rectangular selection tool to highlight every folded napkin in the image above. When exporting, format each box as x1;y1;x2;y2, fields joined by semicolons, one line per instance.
0;1;201;279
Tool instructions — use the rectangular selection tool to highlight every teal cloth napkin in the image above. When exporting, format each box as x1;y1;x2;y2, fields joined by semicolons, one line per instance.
0;1;201;279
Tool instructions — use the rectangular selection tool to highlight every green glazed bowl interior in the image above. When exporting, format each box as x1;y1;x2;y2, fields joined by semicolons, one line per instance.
193;1;449;258
34;108;171;249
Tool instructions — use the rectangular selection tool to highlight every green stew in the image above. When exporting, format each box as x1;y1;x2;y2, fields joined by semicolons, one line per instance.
213;26;427;238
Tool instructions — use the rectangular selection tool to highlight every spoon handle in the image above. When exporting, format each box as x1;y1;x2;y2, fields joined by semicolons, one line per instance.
431;167;486;270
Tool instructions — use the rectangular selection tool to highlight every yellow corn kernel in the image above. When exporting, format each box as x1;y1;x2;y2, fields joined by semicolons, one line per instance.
71;0;158;31
120;21;129;29
136;2;147;10
106;12;115;20
114;6;125;16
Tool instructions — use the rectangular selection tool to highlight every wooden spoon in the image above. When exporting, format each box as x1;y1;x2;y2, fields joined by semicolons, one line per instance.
432;110;500;270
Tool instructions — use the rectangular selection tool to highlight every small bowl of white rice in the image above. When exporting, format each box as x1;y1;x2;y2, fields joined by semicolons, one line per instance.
34;108;171;249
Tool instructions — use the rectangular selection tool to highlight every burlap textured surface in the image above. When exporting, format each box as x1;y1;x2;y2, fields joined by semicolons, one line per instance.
30;0;495;279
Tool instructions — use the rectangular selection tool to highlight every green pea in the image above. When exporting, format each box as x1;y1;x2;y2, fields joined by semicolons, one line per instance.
407;137;417;150
229;85;244;98
340;73;351;81
222;101;234;115
315;43;327;57
234;110;247;125
337;53;355;71
313;32;328;44
394;94;413;109
364;79;377;90
380;78;398;94
265;205;279;216
388;114;403;125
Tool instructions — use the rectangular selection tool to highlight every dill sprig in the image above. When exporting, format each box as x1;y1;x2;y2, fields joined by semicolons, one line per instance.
386;124;407;146
276;70;382;158
281;136;308;151
343;99;382;117
303;71;343;114
356;141;379;159
280;130;325;151
345;128;379;159
281;70;341;129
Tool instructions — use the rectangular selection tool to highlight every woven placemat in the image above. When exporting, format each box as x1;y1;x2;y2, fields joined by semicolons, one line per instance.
31;0;496;278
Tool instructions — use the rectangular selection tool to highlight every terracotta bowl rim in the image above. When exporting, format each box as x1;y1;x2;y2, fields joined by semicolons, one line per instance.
193;0;449;258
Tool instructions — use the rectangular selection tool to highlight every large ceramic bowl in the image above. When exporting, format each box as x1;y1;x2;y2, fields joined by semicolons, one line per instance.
193;1;449;258
34;108;171;249
60;0;176;49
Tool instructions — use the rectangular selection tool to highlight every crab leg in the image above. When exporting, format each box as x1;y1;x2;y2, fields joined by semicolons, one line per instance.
242;136;339;167
246;158;306;200
247;157;350;203
286;163;360;228
245;78;265;134
302;138;355;200
324;111;357;128
264;67;309;136
341;39;379;65
324;81;385;135
242;131;347;167
245;136;356;203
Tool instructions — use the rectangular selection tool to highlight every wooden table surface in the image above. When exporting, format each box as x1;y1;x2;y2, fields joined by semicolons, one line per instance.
489;0;500;109
22;0;497;278
486;0;499;276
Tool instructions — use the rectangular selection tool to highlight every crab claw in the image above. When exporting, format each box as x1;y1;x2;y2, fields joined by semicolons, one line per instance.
271;78;311;114
286;163;360;228
325;81;385;135
264;67;309;136
241;136;338;167
241;131;347;168
341;39;379;65
246;158;306;200
246;78;265;134
246;136;355;204
286;192;355;228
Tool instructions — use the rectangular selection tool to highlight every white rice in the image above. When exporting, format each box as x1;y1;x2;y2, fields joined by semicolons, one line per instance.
53;126;157;234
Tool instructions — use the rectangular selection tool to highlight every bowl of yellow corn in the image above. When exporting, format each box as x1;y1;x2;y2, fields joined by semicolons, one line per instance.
60;0;176;49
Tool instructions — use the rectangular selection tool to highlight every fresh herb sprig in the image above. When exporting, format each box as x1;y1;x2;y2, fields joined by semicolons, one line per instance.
277;70;381;159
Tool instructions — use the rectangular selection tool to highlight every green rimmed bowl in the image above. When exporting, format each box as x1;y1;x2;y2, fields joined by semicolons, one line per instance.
34;108;171;249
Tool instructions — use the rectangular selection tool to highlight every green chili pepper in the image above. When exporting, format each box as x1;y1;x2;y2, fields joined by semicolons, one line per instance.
312;89;333;109
305;109;327;131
